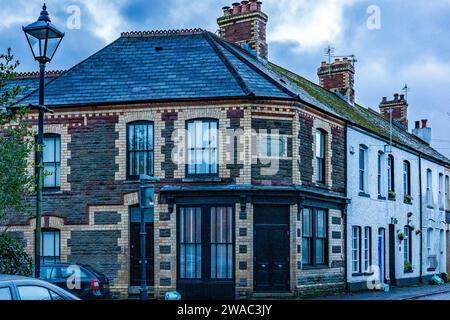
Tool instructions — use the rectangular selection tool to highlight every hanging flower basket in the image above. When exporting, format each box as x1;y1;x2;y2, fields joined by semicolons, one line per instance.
397;231;405;241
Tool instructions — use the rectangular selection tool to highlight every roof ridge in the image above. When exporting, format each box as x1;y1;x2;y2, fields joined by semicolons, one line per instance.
202;31;254;97
211;34;299;99
121;28;204;38
15;70;66;79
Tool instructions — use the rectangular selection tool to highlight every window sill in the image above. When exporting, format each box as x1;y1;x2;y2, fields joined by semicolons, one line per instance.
404;200;413;205
183;176;221;183
388;197;396;202
404;270;414;274
427;205;434;209
302;265;329;271
43;189;62;196
378;195;387;201
352;272;374;277
358;192;371;198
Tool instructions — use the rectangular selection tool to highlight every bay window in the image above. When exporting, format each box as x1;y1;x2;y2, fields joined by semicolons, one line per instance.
302;208;327;266
179;206;233;281
315;130;326;184
186;119;218;176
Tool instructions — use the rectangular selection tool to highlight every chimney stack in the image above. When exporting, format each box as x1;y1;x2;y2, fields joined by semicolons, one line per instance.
217;0;268;60
412;119;432;144
379;93;409;130
317;58;355;104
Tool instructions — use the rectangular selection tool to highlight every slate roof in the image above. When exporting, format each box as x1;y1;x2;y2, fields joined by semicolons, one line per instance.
8;29;449;165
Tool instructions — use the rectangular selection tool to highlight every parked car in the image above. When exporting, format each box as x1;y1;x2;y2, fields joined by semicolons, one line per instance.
0;275;79;300
40;263;112;300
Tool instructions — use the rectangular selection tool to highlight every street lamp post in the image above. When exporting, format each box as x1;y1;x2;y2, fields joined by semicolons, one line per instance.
139;174;158;300
23;4;64;278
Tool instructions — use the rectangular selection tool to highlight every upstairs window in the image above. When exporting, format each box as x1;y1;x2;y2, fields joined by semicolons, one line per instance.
403;161;411;197
426;169;433;207
43;134;61;189
127;121;154;179
186;119;218;176
439;174;444;210
315;130;326;184
377;152;384;196
445;175;449;211
359;145;368;193
257;134;287;158
387;155;395;193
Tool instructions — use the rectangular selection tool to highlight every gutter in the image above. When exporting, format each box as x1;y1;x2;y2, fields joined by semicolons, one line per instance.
419;153;424;282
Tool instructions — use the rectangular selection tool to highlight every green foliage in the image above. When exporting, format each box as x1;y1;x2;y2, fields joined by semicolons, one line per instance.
0;233;33;276
0;49;34;227
404;261;413;272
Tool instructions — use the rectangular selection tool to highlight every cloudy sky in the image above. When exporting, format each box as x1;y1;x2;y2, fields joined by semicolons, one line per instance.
1;0;449;156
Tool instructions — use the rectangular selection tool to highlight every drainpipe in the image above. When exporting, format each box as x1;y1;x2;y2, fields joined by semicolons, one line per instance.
419;153;423;283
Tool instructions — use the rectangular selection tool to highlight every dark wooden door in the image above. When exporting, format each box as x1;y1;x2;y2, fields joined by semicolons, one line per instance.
388;224;396;286
130;222;154;286
254;205;290;293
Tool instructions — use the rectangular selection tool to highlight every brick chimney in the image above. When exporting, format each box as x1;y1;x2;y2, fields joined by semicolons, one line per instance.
317;58;355;104
217;1;268;60
412;119;432;144
379;93;409;130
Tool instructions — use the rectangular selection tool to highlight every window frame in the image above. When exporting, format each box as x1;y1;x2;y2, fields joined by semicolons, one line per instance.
403;226;412;266
40;133;61;190
377;152;384;196
177;206;235;282
40;229;61;264
426;169;433;207
403;161;411;197
315;130;327;184
359;145;368;193
387;155;395;193
445;175;450;211
185;119;219;178
438;173;444;210
363;227;372;273
352;226;362;274
302;207;328;267
126;121;154;180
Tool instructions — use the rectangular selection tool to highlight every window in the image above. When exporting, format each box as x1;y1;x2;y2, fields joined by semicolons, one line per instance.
186;119;218;176
257;134;287;158
40;230;60;264
404;226;412;265
387;155;395;193
127;121;154;179
446;175;449;211
427;228;433;255
302;208;327;266
359;145;367;192
377;152;384;196
179;208;202;279
439;173;444;210
0;287;12;300
179;206;233;280
363;227;372;272
18;286;51;300
403;161;411;197
426;169;433;207
210;207;233;279
352;226;361;273
43;134;61;189
315;130;326;184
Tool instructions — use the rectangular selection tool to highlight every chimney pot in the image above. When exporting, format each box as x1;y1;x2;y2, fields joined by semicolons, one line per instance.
249;0;258;11
334;58;340;63
241;1;249;12
382;97;387;102
400;94;405;101
415;121;420;129
394;93;399;101
232;2;241;14
222;6;231;15
421;119;428;128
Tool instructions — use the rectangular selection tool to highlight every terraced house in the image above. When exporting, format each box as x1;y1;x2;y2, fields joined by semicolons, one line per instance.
3;1;449;299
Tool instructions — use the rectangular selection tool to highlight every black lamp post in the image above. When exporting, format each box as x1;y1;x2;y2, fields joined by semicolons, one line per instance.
23;4;64;278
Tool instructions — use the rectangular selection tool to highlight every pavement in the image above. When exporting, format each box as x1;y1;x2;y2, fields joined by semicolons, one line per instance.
309;283;450;300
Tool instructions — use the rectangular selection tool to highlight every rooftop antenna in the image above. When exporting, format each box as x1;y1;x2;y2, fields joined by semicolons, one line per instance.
402;84;410;101
324;45;335;78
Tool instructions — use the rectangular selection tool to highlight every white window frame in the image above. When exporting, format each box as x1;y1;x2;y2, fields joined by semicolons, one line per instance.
352;226;361;273
426;169;433;207
438;173;444;210
359;146;368;193
363;227;371;272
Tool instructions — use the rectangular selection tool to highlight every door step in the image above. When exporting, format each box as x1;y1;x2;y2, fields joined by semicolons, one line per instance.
252;292;295;299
